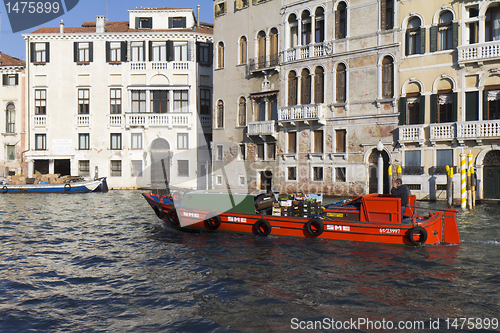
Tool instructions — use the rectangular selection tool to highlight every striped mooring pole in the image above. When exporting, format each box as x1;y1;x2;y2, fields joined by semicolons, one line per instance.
460;153;466;209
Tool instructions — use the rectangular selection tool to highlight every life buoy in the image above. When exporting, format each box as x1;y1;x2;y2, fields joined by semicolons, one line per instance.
2;186;7;193
306;218;324;237
153;204;165;219
253;219;271;236
408;226;428;246
64;183;71;191
205;212;222;230
167;209;180;226
172;191;183;202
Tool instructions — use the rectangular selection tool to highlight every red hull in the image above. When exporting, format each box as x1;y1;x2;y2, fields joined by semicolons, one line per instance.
142;192;460;246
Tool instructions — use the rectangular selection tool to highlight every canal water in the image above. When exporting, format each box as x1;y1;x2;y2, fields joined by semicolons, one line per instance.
1;191;499;332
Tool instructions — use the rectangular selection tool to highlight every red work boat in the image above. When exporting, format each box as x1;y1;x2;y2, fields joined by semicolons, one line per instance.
142;190;460;246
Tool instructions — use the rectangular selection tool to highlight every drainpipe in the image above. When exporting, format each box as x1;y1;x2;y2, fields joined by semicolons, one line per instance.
197;5;200;29
21;35;31;176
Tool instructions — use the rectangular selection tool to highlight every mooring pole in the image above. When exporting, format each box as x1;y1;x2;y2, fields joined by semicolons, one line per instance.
467;168;472;210
460;153;466;209
446;165;452;208
471;167;476;207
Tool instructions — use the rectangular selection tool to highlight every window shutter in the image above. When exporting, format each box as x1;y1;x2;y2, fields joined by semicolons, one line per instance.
15;74;18;86
452;22;459;49
483;90;489;120
142;41;146;61
419;27;426;54
196;42;200;62
135;17;140;29
89;42;93;62
315;72;324;103
168;17;173;29
149;17;153;28
149;41;153;61
380;0;387;31
105;42;110;62
167;41;174;62
181;17;186;28
335;9;340;39
2;74;7;86
289;76;297;106
452;92;458;122
465;91;479;121
208;42;213;65
74;42;78;62
45;42;50;62
399;97;407;125
30;42;35;63
121;42;127;62
430;26;438;52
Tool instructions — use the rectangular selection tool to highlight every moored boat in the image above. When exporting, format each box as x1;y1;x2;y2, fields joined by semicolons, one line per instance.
142;190;461;246
1;177;108;193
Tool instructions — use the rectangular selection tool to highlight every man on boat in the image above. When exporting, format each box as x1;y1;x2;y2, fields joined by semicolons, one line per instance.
391;178;409;222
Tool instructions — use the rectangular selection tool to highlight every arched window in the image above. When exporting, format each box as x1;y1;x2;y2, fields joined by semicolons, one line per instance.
438;11;453;50
381;0;394;31
6;103;15;133
406;17;422;55
216;100;224;128
258;31;266;68
301;68;311;105
288;71;298;106
336;63;346;103
315;7;325;43
382;56;394;98
239;36;247;64
238;97;246;126
288;14;298;48
335;2;347;39
301;10;312;45
399;82;424;125
217;42;224;68
314;67;324;104
486;4;500;42
270;28;278;66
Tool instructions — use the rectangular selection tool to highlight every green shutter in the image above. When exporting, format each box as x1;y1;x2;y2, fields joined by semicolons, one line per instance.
420;27;426;54
452;22;459;49
465;91;479;121
181;17;186;28
430;94;437;123
121;42;127;62
135;17;140;29
74;42;78;62
30;42;35;63
45;42;50;62
419;95;426;124
89;42;93;62
167;41;174;62
168;17;173;28
484;90;489;120
399;97;407;125
2;74;7;86
452;92;458;122
105;41;110;62
430;26;438;52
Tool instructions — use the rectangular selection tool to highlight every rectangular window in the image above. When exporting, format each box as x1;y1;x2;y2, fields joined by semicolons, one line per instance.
288;132;297;154
35;89;46;115
131;42;144;62
6;105;15;133
335;129;346;153
110;42;122;62
314;130;323;153
151;90;168;113
178;160;189;177
239;175;246;186
239;143;246;160
152;42;167;62
174;90;188;112
110;88;121;114
34;43;47;63
267;143;276;160
79;160;90;176
287;166;297;181
172;17;185;28
110;133;122;150
177;133;188;150
131;133;143;149
3;74;18;86
111;160;122;177
216;145;223;161
405;150;421;167
200;89;211;114
35;134;46;150
437;149;453;166
131;160;143;177
257;143;264;160
77;42;90;62
78;133;90;150
7;145;15;160
313;166;323;181
215;175;222;185
174;43;188;61
138;17;152;29
198;43;210;64
132;90;146;112
335;167;346;182
78;89;90;114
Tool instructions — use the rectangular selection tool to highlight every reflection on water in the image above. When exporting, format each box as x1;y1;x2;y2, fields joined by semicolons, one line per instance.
1;192;499;332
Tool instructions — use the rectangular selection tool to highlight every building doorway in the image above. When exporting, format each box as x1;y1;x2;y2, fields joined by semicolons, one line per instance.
260;170;272;192
34;160;49;174
54;159;70;176
483;150;500;198
150;138;171;190
368;148;390;194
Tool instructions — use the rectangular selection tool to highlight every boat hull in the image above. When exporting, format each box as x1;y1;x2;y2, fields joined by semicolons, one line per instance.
142;192;456;246
1;178;106;194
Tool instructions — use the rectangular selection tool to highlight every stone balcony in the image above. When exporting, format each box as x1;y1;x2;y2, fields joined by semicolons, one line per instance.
399;120;500;145
281;42;331;64
458;40;500;65
107;113;192;129
247;120;277;138
129;62;190;71
278;103;326;125
32;115;47;128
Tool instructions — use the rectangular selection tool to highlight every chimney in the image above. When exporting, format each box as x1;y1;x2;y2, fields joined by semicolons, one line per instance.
96;16;105;33
197;5;200;29
60;20;64;33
